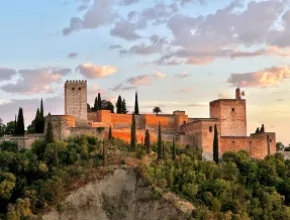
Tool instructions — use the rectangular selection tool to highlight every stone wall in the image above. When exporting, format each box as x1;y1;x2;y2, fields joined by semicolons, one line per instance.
210;99;247;137
0;134;44;150
64;80;87;123
45;115;75;140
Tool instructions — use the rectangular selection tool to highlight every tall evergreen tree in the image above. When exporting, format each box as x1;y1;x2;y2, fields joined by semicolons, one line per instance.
144;129;150;153
134;92;139;114
45;114;54;144
130;114;136;149
116;95;123;114
14;115;17;136
157;122;162;160
97;93;102;110
255;127;260;134
34;108;41;133
40;99;45;133
172;137;176;160
121;98;128;114
94;96;98;111
213;124;219;164
108;126;112;140
162;141;166;160
16;108;25;136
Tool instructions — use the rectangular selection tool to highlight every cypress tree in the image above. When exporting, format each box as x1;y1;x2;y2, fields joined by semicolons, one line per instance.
134;92;139;114
255;127;260;134
121;98;128;114
116;95;123;114
144;129;150;153
16;107;25;136
34;108;41;133
172;137;176;160
94;96;98;111
97;93;102;110
213;124;219;164
45;114;54;144
157;122;162;160
108;126;112;140
130;114;136;149
14;115;17;136
40;99;45;133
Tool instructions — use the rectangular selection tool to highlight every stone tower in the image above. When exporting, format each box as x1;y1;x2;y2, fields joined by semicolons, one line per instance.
64;80;87;126
209;88;247;137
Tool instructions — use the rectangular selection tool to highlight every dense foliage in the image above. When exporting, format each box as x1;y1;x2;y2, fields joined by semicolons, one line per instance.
141;148;290;219
0;135;105;219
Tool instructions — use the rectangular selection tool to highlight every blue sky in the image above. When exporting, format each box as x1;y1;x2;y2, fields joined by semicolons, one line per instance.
1;0;290;144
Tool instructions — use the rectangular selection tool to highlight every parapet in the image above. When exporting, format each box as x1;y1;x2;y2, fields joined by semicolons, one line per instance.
65;80;87;86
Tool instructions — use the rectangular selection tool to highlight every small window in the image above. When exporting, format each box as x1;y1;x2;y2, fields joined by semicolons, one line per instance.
232;141;235;144
209;126;213;132
270;139;272;143
232;108;235;112
79;87;81;90
249;141;252;144
72;87;75;90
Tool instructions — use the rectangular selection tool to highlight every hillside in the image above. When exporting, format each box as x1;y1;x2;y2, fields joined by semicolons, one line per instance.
40;168;186;220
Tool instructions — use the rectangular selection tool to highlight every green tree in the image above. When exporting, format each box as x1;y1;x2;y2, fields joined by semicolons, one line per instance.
108;126;112;140
16;107;25;136
14;115;17;136
0;118;5;137
103;140;107;167
213;124;219;164
5;121;15;135
144;129;150;153
97;93;102;110
134;92;139;114
94;96;98;111
260;124;265;133
153;106;161;115
130;114;136;149
172;137;176;160
157;122;162;160
39;99;45;133
121;98;128;114
101;100;114;113
116;95;123;114
45;115;54;144
255;127;260;134
0;172;16;200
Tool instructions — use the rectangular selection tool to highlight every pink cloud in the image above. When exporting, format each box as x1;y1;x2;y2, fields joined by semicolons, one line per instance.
77;63;118;79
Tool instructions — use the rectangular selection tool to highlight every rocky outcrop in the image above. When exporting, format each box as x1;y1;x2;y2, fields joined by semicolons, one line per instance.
41;168;186;220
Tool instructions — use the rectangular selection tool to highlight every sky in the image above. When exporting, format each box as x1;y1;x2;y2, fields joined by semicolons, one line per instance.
1;0;290;144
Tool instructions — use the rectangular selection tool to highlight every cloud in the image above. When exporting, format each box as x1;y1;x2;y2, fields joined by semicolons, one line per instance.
180;88;193;93
187;102;208;107
121;35;169;55
175;72;191;78
228;66;290;88
111;83;137;92
0;68;17;81
63;0;117;35
0;67;71;94
110;19;145;40
127;72;166;86
76;63;118;79
119;0;139;6
109;44;122;49
68;52;78;58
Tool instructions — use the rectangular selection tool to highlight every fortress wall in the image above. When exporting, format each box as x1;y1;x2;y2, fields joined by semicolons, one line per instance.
220;136;252;156
97;110;112;123
88;112;98;121
144;115;176;132
0;134;44;150
45;115;75;140
111;114;132;128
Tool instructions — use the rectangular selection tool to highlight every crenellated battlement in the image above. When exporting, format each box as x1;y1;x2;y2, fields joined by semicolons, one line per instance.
65;80;87;85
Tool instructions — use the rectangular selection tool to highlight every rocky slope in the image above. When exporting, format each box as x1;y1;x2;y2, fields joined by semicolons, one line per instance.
40;168;187;220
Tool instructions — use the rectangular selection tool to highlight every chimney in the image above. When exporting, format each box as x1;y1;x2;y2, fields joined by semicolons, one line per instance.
236;88;241;99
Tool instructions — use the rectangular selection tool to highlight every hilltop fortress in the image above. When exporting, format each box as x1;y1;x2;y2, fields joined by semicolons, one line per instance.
45;80;276;160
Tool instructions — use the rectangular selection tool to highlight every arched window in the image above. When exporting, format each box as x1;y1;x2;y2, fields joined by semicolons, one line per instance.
209;126;213;132
79;87;81;90
72;87;75;90
232;108;235;112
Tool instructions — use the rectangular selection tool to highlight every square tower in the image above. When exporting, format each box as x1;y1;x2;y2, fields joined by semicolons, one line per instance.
209;88;247;137
64;80;87;125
